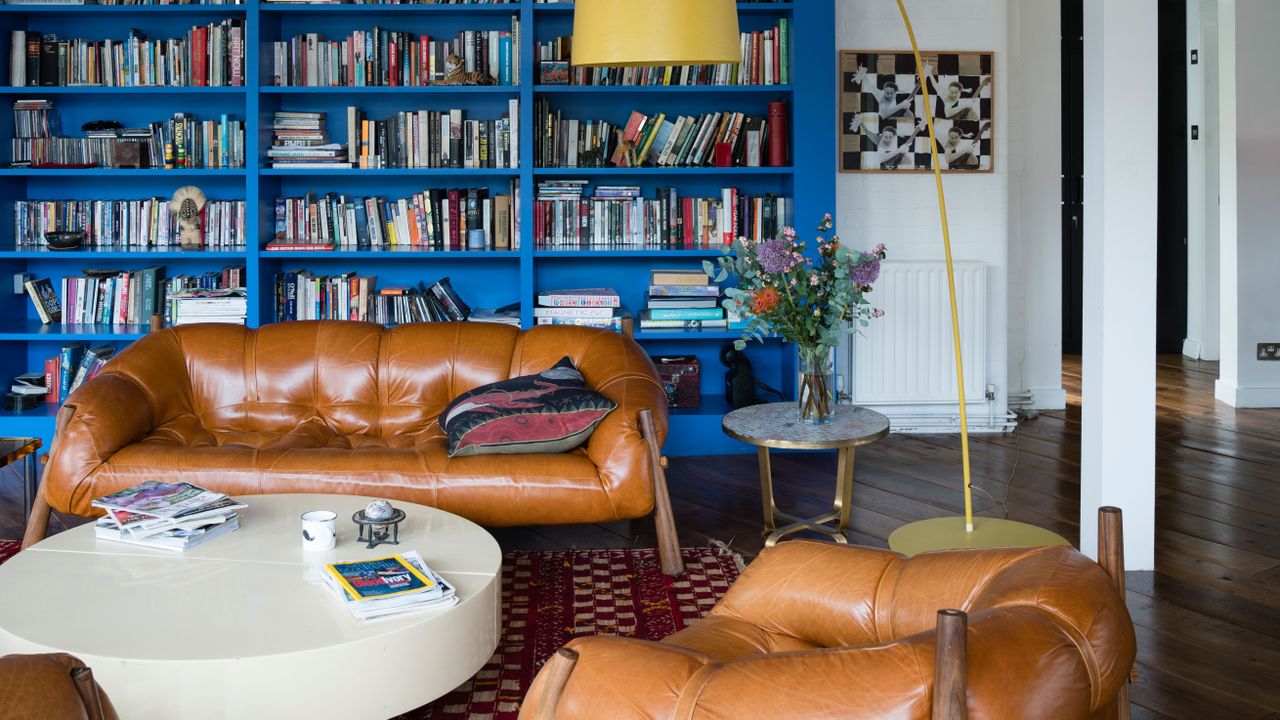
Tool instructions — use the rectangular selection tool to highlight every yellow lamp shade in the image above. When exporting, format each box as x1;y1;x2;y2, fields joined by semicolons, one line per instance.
572;0;742;67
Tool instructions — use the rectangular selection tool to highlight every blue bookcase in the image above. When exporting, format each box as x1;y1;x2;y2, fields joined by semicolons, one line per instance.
0;0;834;456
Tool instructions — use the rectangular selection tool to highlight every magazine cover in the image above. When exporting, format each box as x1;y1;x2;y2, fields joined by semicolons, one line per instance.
91;480;229;519
325;555;437;602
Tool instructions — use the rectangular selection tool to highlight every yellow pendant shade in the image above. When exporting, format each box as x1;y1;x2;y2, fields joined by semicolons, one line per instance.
571;0;742;67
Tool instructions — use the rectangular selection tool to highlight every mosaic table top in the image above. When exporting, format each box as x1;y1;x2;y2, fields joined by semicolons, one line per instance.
722;403;891;450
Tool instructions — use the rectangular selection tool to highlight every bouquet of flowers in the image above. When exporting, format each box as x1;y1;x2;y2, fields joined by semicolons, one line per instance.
705;214;886;423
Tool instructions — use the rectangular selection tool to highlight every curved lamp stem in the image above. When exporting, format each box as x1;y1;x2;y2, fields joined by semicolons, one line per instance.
895;0;974;532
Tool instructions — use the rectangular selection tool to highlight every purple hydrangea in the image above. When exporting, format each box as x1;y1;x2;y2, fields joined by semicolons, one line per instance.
850;257;881;286
756;237;794;274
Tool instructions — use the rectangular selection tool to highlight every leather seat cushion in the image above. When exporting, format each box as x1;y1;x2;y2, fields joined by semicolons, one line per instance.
77;440;619;527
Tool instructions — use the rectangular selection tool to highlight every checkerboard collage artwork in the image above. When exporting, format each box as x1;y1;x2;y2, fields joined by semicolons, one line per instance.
841;51;994;172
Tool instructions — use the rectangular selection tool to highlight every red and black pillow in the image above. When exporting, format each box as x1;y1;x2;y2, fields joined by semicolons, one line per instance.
440;357;617;457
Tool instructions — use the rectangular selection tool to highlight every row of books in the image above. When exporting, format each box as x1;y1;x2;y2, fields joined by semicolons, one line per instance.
4;0;244;5
267;186;516;251
534;101;787;169
271;22;520;87
348;104;519;170
30;343;117;405
536;22;790;87
273;271;474;324
39;266;244;326
13;198;247;249
533;181;790;249
13;101;246;169
92;481;244;552
8;22;245;88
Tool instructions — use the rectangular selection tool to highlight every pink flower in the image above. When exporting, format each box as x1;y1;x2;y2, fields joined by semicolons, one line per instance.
809;275;820;286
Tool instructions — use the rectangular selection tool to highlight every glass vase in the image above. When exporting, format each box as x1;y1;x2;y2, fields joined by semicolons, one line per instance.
797;346;836;425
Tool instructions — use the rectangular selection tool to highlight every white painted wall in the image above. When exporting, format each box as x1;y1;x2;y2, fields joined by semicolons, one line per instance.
1078;0;1158;570
1007;0;1065;410
1215;0;1280;407
836;0;1012;426
1184;0;1221;361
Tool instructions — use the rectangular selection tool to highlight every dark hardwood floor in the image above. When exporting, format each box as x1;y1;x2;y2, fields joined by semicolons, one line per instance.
1;355;1276;719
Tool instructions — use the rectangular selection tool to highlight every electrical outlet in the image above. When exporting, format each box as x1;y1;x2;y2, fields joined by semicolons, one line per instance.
1258;343;1280;361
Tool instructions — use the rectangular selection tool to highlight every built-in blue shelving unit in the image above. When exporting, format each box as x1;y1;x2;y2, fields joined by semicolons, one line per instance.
0;0;835;455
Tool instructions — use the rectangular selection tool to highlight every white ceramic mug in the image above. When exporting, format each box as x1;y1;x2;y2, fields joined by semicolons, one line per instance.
301;510;337;552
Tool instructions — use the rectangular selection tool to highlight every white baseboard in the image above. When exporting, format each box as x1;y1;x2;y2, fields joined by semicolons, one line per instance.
1214;380;1280;408
1182;338;1202;359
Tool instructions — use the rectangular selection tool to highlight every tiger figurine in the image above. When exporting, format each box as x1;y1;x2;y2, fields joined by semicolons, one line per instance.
439;54;498;86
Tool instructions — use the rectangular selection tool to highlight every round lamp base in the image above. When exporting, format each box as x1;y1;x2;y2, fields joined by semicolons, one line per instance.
888;516;1070;557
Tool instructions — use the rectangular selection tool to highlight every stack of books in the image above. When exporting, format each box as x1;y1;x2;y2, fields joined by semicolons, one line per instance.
534;287;629;333
169;287;248;326
640;269;727;332
273;273;472;324
321;552;458;621
92;481;245;552
269;111;350;169
6;372;47;411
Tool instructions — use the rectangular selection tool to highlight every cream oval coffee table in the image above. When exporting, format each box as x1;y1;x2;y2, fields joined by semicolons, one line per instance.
0;493;502;720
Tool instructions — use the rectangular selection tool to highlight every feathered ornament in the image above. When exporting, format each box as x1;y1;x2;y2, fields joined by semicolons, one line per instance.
169;186;207;249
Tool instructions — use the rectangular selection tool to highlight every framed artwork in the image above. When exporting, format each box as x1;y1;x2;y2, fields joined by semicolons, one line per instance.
839;50;995;173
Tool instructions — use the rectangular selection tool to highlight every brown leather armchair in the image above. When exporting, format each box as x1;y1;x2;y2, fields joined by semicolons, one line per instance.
24;321;682;573
0;653;117;720
520;511;1137;720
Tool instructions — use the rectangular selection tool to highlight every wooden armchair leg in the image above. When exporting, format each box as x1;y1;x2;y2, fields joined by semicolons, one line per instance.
529;648;579;720
1098;506;1130;720
932;609;968;720
638;409;684;577
21;482;51;550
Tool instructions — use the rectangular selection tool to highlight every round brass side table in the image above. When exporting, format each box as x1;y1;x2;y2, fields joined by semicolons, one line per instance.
723;403;890;547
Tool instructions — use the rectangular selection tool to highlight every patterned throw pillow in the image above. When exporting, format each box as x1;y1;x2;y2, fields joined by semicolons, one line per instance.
440;357;618;457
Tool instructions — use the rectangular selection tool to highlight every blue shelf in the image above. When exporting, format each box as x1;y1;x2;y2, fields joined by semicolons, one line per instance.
0;4;247;13
534;166;793;176
634;330;777;342
0;247;247;259
0;86;246;95
261;249;519;259
260;3;518;13
261;86;518;95
535;85;793;95
0;322;151;342
260;168;519;177
534;248;727;258
0;168;246;177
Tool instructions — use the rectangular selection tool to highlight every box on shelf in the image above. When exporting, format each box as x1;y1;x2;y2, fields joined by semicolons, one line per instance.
650;354;701;409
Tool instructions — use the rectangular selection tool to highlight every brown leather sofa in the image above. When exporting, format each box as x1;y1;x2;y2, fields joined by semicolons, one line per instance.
0;653;117;720
23;321;682;572
520;522;1137;719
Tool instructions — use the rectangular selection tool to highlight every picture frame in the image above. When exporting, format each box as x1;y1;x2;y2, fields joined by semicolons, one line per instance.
839;50;995;173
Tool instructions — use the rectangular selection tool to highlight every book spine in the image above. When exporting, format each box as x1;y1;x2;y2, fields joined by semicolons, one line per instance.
768;101;789;167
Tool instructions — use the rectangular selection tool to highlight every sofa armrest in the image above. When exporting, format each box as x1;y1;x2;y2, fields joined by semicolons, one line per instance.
710;540;901;648
45;372;163;515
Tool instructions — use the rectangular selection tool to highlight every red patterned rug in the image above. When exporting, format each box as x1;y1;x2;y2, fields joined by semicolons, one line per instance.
0;542;741;719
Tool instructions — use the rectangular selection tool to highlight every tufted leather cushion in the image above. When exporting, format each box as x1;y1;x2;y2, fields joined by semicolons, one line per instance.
0;653;118;720
520;540;1137;720
44;321;668;527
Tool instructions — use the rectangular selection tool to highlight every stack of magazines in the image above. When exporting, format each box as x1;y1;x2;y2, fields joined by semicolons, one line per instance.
92;481;245;552
322;551;457;621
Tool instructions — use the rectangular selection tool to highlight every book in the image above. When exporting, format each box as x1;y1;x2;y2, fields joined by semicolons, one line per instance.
536;288;620;308
24;277;61;323
645;295;719;310
650;269;710;286
68;345;115;396
533;306;616;319
648;284;722;297
645;308;725;321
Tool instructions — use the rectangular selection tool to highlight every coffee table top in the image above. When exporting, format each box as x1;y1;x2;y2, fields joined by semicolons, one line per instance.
722;402;891;450
0;493;503;719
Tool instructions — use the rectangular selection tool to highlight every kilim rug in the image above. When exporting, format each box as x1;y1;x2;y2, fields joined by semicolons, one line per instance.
0;542;742;720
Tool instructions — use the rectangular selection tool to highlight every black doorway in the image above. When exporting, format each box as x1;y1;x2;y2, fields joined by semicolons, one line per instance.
1061;0;1189;355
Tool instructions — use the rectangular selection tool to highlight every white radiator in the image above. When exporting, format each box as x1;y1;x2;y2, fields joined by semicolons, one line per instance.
850;260;987;406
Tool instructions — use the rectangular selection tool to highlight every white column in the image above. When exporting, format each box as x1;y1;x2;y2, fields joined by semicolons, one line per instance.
1079;0;1158;568
1215;0;1280;408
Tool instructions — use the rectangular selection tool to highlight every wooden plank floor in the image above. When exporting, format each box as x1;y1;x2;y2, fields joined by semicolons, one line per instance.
1;355;1276;718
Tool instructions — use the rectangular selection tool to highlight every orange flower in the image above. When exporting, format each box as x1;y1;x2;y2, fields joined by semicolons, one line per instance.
751;287;781;314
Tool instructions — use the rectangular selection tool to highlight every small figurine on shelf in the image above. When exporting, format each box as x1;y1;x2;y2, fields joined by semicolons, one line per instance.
169;186;206;250
439;54;497;86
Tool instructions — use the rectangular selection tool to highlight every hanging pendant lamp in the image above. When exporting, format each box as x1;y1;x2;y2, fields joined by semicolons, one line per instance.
572;0;741;67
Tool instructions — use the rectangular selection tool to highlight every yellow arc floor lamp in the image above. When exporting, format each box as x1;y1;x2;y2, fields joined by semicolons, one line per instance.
573;0;1067;555
885;0;1066;555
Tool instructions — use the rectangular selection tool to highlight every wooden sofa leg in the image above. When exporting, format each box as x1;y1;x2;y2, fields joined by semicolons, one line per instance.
22;403;75;550
1098;506;1130;720
638;409;684;577
932;609;968;720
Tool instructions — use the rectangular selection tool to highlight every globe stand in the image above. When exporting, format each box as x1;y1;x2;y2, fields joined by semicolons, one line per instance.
352;508;405;549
